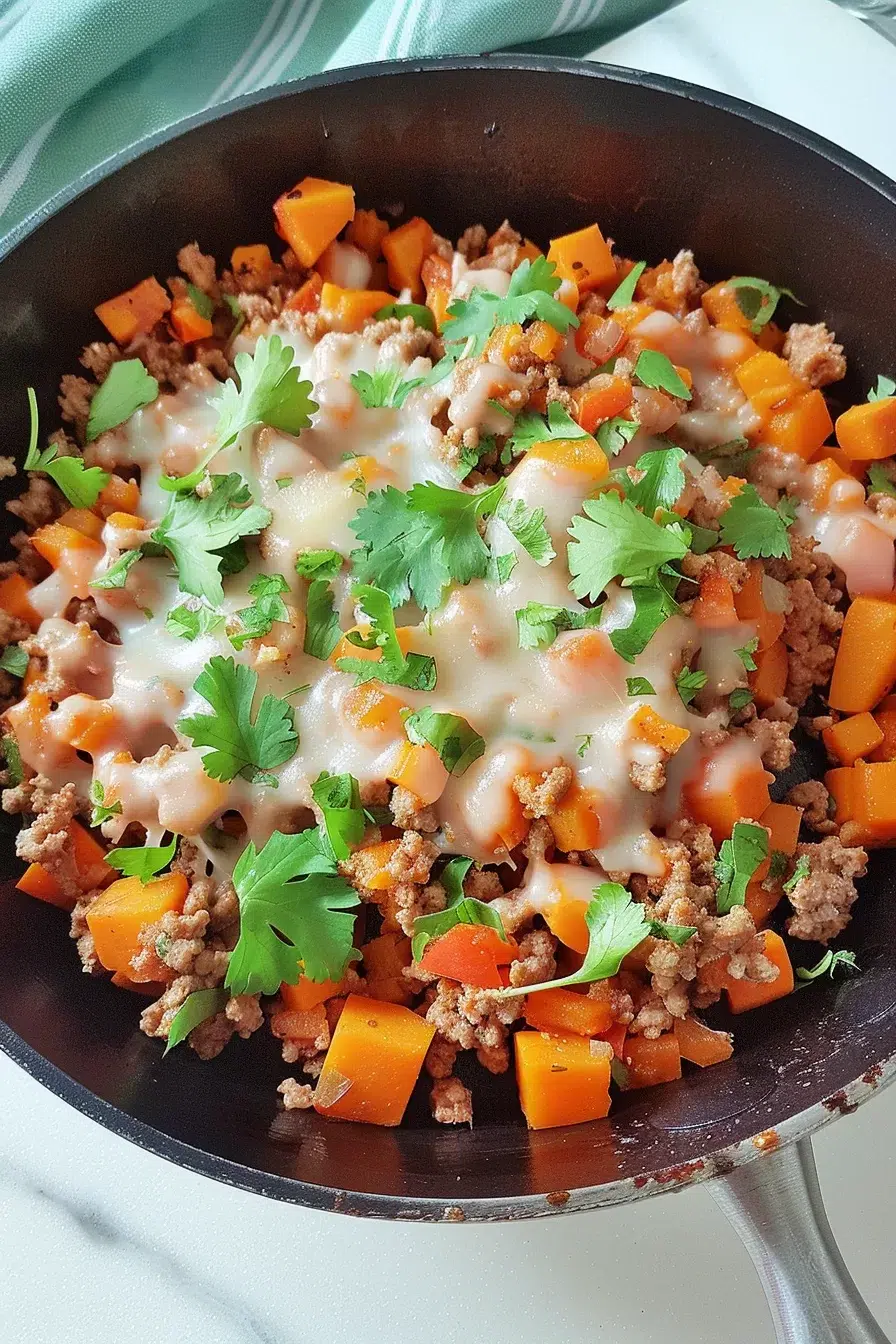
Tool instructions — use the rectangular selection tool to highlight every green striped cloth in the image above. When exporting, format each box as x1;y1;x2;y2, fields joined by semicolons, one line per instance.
0;0;672;239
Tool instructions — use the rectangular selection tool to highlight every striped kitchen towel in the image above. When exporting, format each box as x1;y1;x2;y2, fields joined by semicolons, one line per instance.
0;0;674;238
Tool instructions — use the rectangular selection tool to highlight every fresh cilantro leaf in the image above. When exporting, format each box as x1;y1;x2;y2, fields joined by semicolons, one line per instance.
404;707;485;775
633;349;692;401
596;416;639;458
276;476;293;490
567;493;689;602
610;1058;630;1088
90;779;122;827
628;445;687;516
350;479;506;611
350;367;425;409
867;464;896;497
225;828;360;994
335;584;436;690
795;948;859;983
444;256;577;357
496;498;556;566
783;854;810;894
186;283;215;321
295;548;343;581
151;473;271;605
728;276;798;334
178;655;298;784
90;548;144;591
0;645;28;677
164;987;229;1055
575;734;592;758
627;676;655;696
411;855;507;960
488;551;518;584
373;302;435;332
212;334;317;448
648;918;697;945
311;771;366;861
2;734;23;785
607;260;647;311
869;375;896;402
224;293;245;341
719;484;794;560
229;574;290;651
515;601;601;651
165;601;224;641
735;637;759;671
85;360;159;443
106;835;178;882
22;387;111;506
303;579;342;660
454;433;496;482
714;821;769;913
609;577;680;663
676;667;708;706
508;402;588;454
501;883;649;995
729;687;754;711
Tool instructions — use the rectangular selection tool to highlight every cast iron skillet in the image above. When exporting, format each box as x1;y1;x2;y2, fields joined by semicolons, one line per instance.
0;55;895;1336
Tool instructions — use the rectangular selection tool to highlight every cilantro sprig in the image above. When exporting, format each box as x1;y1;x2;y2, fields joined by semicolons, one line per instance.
719;484;795;560
795;948;859;984
714;821;769;913
178;655;298;786
295;548;343;581
311;771;367;861
499;883;649;995
567;492;689;602
508;402;588;455
23;387;111;506
86;360;159;444
633;350;692;402
165;601;225;641
676;667;708;707
515;601;602;651
229;574;290;651
336;584;436;690
107;835;177;883
151;473;271;604
783;854;810;894
596;416;639;458
225;828;360;995
404;707;485;775
607;260;646;311
303;579;342;660
211;334;317;448
628;445;687;516
164;987;229;1055
89;780;122;827
350;367;425;409
444;256;578;359
869;375;896;403
728;276;798;334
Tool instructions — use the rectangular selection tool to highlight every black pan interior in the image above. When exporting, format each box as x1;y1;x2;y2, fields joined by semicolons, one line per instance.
1;58;895;1216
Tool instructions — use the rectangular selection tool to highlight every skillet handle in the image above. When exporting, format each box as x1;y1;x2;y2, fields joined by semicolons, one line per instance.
709;1136;889;1343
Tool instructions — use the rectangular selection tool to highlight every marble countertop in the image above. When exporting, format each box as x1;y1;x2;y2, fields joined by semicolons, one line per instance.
4;2;896;1341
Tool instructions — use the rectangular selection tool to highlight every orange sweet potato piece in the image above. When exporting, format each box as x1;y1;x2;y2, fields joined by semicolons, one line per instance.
754;801;802;885
484;322;524;365
349;838;402;891
31;522;103;573
701;281;754;333
621;1033;682;1088
750;638;788;708
870;708;896;762
95;276;170;344
281;975;342;1012
744;879;783;928
543;898;591;955
630;705;690;755
825;767;855;825
169;296;214;343
527;434;609;482
527;320;564;362
674;1017;733;1067
314;994;435;1126
763;390;833;460
421;253;452;330
547;224;615;292
823;712;884;766
515;1030;612;1128
809;456;854;509
547;781;602;852
16;863;75;911
685;756;773;843
346;208;390;261
0;573;41;630
382;216;433;299
362;931;413;1005
320;283;395;333
231;243;274;289
524;987;614;1037
691;571;738;628
572;374;632;431
57;507;104;540
284;271;323;314
55;693;118;755
836;396;896;461
95;475;140;519
734;350;805;416
86;873;188;977
829;596;896;712
419;923;515;989
273;177;355;268
341;683;406;739
386;740;449;806
733;560;785;651
725;930;794;1012
852;760;896;840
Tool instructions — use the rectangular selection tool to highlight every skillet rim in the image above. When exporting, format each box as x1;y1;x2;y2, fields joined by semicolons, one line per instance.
1;53;895;1221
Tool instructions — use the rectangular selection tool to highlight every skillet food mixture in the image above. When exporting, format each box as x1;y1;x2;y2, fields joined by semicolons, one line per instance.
4;178;895;1130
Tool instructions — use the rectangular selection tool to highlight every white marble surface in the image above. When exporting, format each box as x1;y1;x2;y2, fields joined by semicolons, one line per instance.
4;2;896;1341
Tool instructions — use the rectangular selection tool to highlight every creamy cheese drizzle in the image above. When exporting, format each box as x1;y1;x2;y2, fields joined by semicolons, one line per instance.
20;298;896;870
